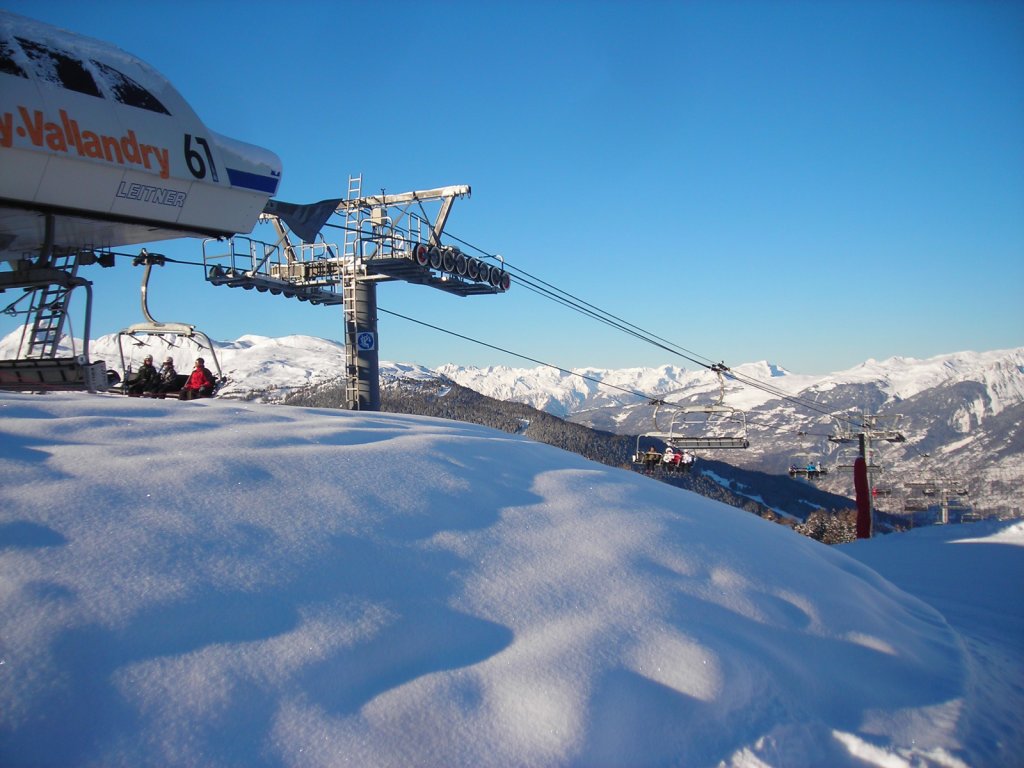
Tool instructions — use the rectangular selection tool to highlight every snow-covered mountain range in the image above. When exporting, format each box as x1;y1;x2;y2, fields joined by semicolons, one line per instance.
4;329;1021;518
438;352;1024;421
438;351;1024;519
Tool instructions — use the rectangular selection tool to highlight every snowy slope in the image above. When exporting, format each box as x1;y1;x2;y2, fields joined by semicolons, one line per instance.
1;391;1022;766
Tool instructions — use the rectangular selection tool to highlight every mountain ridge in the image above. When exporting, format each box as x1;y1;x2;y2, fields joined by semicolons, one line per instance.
436;347;1023;520
3;329;1020;519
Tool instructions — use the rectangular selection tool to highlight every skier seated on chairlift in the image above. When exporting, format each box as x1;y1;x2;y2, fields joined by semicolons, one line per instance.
679;450;695;472
643;446;662;470
179;358;216;400
662;447;676;469
146;357;179;399
127;355;158;396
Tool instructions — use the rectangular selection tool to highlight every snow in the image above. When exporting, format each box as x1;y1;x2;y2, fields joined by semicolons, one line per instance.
437;349;1024;418
211;334;347;398
4;329;1022;425
0;330;436;404
1;391;1021;767
825;350;1024;410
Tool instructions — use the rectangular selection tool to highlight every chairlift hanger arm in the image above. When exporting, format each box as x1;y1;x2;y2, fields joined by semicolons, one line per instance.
132;249;167;325
711;363;729;405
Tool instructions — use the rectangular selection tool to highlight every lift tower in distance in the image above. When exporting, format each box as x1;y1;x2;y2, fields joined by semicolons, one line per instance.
903;479;971;525
829;414;906;538
203;175;510;410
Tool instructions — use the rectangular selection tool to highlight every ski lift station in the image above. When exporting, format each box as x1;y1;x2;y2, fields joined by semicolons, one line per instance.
0;10;507;408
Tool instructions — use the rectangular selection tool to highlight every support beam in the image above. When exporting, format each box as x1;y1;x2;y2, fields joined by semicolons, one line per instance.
344;278;380;411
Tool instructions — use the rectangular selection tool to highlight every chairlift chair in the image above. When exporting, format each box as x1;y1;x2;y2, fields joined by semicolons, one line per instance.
657;405;750;450
632;435;665;472
116;250;224;393
631;365;748;480
634;408;747;467
787;451;829;481
631;433;696;474
646;366;750;451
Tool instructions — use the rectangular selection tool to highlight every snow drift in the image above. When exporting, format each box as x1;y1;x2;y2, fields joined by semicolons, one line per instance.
0;391;1018;767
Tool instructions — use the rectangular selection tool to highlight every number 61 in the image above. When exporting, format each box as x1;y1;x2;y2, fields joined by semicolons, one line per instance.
184;134;219;182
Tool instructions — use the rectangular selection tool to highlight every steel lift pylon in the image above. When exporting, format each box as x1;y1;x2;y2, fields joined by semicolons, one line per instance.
204;175;510;410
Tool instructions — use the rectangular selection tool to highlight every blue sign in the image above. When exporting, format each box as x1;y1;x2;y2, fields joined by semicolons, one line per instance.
356;331;376;351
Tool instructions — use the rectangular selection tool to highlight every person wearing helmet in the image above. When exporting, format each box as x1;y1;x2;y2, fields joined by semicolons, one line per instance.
127;355;157;396
147;357;178;398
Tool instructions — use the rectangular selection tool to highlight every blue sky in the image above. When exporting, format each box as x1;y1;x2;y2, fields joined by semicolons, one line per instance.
3;0;1022;374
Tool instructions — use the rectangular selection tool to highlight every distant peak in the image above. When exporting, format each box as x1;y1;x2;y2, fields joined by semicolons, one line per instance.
735;361;789;378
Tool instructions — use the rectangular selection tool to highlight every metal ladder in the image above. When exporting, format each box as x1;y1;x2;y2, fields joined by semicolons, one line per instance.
342;174;363;408
23;251;80;359
342;274;360;408
342;174;362;261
